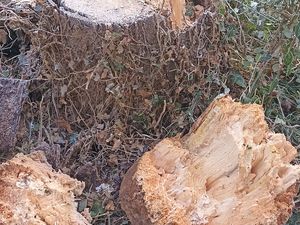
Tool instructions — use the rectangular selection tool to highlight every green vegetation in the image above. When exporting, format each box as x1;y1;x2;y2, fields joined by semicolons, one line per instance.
219;0;300;223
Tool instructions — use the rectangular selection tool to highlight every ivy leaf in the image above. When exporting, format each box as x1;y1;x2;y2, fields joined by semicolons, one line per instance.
229;71;246;88
287;64;293;76
245;55;254;63
219;4;226;16
259;53;272;62
283;26;293;38
294;22;300;40
296;75;300;83
274;117;286;125
77;199;87;213
284;50;293;66
296;100;300;109
90;200;104;218
272;63;281;73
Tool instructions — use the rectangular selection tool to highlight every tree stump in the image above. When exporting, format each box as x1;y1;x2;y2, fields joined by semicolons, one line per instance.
120;96;300;225
29;0;219;130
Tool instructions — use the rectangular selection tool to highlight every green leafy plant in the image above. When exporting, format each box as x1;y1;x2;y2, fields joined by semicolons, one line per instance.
217;1;300;223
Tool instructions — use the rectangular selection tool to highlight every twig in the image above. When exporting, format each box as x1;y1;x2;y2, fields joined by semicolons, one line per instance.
38;95;44;144
154;100;167;129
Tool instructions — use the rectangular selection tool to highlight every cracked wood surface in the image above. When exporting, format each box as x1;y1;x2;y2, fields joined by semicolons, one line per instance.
120;96;300;225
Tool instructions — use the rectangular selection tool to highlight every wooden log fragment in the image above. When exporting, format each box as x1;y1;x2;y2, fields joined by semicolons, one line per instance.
120;96;300;225
0;78;28;152
0;151;89;224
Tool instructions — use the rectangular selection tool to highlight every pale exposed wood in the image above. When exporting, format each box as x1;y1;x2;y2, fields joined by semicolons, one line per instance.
146;0;186;28
0;151;90;225
60;0;186;28
169;0;186;28
60;0;153;24
120;96;300;225
145;0;171;9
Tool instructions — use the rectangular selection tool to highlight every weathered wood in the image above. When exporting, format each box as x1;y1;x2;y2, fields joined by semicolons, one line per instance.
59;0;154;25
120;96;300;225
58;0;186;28
0;78;28;152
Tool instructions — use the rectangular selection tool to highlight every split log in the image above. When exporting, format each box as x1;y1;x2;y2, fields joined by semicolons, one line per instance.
0;151;90;224
0;78;28;152
120;96;300;225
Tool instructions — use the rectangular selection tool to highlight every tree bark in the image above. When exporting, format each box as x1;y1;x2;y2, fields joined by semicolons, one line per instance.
0;78;28;152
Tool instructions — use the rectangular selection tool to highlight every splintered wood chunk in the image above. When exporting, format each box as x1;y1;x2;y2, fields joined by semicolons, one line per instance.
0;151;90;225
120;96;300;225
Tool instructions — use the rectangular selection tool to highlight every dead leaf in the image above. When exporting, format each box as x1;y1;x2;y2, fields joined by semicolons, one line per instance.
106;133;114;143
120;37;131;46
187;84;197;94
96;131;109;143
105;200;115;211
81;208;92;223
60;84;68;97
0;29;7;44
85;72;93;89
195;5;204;17
108;154;118;166
93;73;100;81
55;118;73;133
112;139;122;150
101;68;109;79
137;90;152;98
117;45;124;54
104;30;112;41
281;99;293;114
144;99;152;108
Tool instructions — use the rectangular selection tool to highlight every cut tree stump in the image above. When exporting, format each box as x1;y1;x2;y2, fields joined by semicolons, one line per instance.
22;0;219;129
0;78;28;152
120;96;300;225
0;151;90;224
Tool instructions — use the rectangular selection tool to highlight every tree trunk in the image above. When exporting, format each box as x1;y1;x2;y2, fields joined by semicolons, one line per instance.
120;96;300;225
